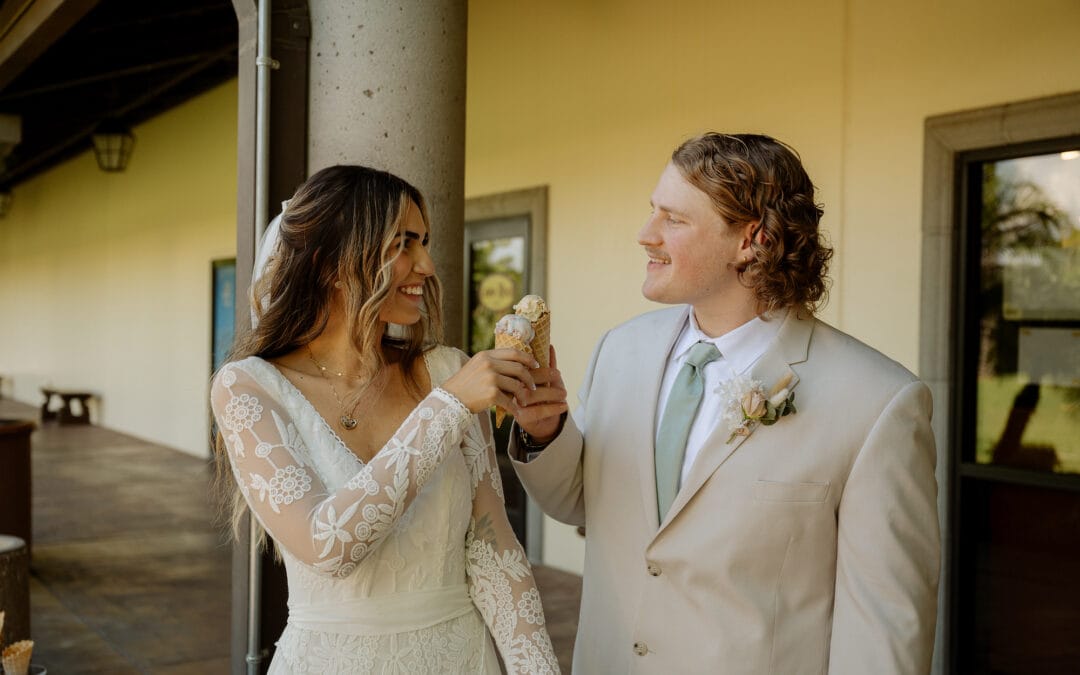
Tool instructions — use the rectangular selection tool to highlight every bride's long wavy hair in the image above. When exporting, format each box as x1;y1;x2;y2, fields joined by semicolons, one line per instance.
212;164;443;540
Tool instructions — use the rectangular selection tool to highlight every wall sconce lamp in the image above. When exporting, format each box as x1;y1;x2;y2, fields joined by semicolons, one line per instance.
91;122;135;172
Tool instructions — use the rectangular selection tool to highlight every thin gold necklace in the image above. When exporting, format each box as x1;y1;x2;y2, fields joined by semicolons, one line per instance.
305;347;364;378
306;345;359;430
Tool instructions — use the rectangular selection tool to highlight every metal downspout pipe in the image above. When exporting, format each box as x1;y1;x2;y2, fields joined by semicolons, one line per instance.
245;515;263;675
247;1;276;673
254;0;274;244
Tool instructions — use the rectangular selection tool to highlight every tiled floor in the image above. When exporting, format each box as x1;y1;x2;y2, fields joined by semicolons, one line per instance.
0;398;581;673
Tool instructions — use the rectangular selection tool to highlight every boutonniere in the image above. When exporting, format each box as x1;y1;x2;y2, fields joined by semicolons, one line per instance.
718;373;797;444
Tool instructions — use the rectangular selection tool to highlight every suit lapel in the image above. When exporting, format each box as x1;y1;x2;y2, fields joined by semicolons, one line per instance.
632;306;691;532
656;311;814;533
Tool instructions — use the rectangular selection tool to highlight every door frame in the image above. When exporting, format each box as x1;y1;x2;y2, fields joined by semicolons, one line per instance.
920;91;1080;672
464;185;548;564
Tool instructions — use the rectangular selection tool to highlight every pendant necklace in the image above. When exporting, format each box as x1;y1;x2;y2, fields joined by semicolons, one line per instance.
306;345;360;431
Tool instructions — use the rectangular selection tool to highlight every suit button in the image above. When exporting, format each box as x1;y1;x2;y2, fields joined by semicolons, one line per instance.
633;641;648;656
646;563;661;576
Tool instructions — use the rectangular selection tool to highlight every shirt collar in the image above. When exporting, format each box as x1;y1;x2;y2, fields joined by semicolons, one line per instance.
671;308;787;375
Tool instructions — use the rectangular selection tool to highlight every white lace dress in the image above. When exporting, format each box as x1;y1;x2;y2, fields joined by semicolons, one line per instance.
210;346;559;674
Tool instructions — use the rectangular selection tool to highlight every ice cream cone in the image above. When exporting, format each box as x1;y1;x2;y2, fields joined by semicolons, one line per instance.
512;295;551;370
494;332;533;427
495;332;533;357
529;311;550;369
2;639;33;675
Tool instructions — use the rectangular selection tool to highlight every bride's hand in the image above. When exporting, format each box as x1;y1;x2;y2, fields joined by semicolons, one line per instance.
442;349;539;413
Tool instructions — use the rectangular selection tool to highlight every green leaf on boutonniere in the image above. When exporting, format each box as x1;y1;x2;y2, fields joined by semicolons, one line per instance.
762;393;796;425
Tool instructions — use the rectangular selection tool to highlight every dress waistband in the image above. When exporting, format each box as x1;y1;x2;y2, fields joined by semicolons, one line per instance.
287;583;475;636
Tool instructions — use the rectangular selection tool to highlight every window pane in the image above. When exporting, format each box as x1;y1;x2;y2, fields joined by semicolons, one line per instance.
468;236;525;354
975;150;1080;474
212;260;236;373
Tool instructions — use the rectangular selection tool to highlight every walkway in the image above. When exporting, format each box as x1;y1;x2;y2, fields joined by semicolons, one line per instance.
0;398;581;673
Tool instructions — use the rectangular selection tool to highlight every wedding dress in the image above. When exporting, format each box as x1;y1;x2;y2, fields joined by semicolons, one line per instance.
211;345;559;674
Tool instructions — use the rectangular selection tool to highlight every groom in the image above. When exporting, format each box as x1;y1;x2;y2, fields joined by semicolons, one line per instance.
510;133;940;673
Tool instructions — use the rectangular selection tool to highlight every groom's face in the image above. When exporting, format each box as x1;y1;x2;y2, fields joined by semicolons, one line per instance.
638;163;746;311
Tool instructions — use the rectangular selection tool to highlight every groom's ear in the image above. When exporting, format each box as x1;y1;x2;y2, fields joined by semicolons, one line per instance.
738;219;763;251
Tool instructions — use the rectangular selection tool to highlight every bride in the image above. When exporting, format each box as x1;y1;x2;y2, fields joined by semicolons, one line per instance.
211;165;564;673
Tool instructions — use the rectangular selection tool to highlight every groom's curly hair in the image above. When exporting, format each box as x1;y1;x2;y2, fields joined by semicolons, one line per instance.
672;133;833;317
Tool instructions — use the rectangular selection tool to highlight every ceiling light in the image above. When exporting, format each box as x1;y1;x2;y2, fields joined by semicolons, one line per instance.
91;122;136;172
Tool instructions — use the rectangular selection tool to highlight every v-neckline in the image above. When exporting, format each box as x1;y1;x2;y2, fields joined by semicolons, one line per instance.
254;349;439;468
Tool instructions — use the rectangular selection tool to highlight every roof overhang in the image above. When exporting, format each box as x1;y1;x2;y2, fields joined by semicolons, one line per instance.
0;0;237;187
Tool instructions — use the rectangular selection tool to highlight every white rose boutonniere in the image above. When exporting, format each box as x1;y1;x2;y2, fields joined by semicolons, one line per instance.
717;373;797;444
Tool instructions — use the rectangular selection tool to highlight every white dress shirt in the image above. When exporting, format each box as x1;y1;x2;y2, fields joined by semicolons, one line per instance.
655;310;786;486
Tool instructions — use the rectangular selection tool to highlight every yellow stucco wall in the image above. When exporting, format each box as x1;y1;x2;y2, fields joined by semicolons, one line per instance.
0;81;237;457
1;0;1076;574
465;0;1080;572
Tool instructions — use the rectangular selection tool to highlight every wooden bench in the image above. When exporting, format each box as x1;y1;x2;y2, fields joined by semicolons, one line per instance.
41;388;95;425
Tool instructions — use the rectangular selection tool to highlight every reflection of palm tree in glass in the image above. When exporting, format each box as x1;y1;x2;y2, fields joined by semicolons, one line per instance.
979;165;1070;377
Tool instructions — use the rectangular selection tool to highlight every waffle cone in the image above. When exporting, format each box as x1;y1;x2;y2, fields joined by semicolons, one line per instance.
494;333;533;427
529;312;550;369
2;639;33;675
495;332;533;357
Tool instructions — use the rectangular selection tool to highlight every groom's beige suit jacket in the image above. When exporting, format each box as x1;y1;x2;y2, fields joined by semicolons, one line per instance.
511;306;939;674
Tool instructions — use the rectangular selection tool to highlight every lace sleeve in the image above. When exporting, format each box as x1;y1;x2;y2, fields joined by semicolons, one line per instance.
463;409;561;674
211;362;472;579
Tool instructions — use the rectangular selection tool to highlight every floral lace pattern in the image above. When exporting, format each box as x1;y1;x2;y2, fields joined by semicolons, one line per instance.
211;349;559;674
462;400;559;674
213;363;471;578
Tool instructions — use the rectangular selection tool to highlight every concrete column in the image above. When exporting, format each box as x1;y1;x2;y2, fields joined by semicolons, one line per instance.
308;0;467;348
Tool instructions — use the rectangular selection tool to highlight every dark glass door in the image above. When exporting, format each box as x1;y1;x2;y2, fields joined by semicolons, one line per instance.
953;138;1080;673
465;215;530;546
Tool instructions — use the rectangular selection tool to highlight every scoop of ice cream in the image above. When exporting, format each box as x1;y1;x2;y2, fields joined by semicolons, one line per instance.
495;314;535;341
513;294;549;322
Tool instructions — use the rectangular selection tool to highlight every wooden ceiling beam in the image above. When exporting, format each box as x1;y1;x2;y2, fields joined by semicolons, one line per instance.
0;0;100;90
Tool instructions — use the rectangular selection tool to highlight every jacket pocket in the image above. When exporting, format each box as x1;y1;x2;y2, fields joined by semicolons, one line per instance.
753;479;830;503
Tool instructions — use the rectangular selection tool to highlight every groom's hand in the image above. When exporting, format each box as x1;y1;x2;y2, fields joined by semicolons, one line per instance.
512;345;568;442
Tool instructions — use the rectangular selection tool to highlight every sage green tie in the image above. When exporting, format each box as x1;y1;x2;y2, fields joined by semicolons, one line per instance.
655;341;721;521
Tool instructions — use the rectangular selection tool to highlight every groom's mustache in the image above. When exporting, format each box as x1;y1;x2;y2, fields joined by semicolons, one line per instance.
643;247;671;263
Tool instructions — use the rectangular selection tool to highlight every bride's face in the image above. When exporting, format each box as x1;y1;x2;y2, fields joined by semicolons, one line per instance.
378;200;435;325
